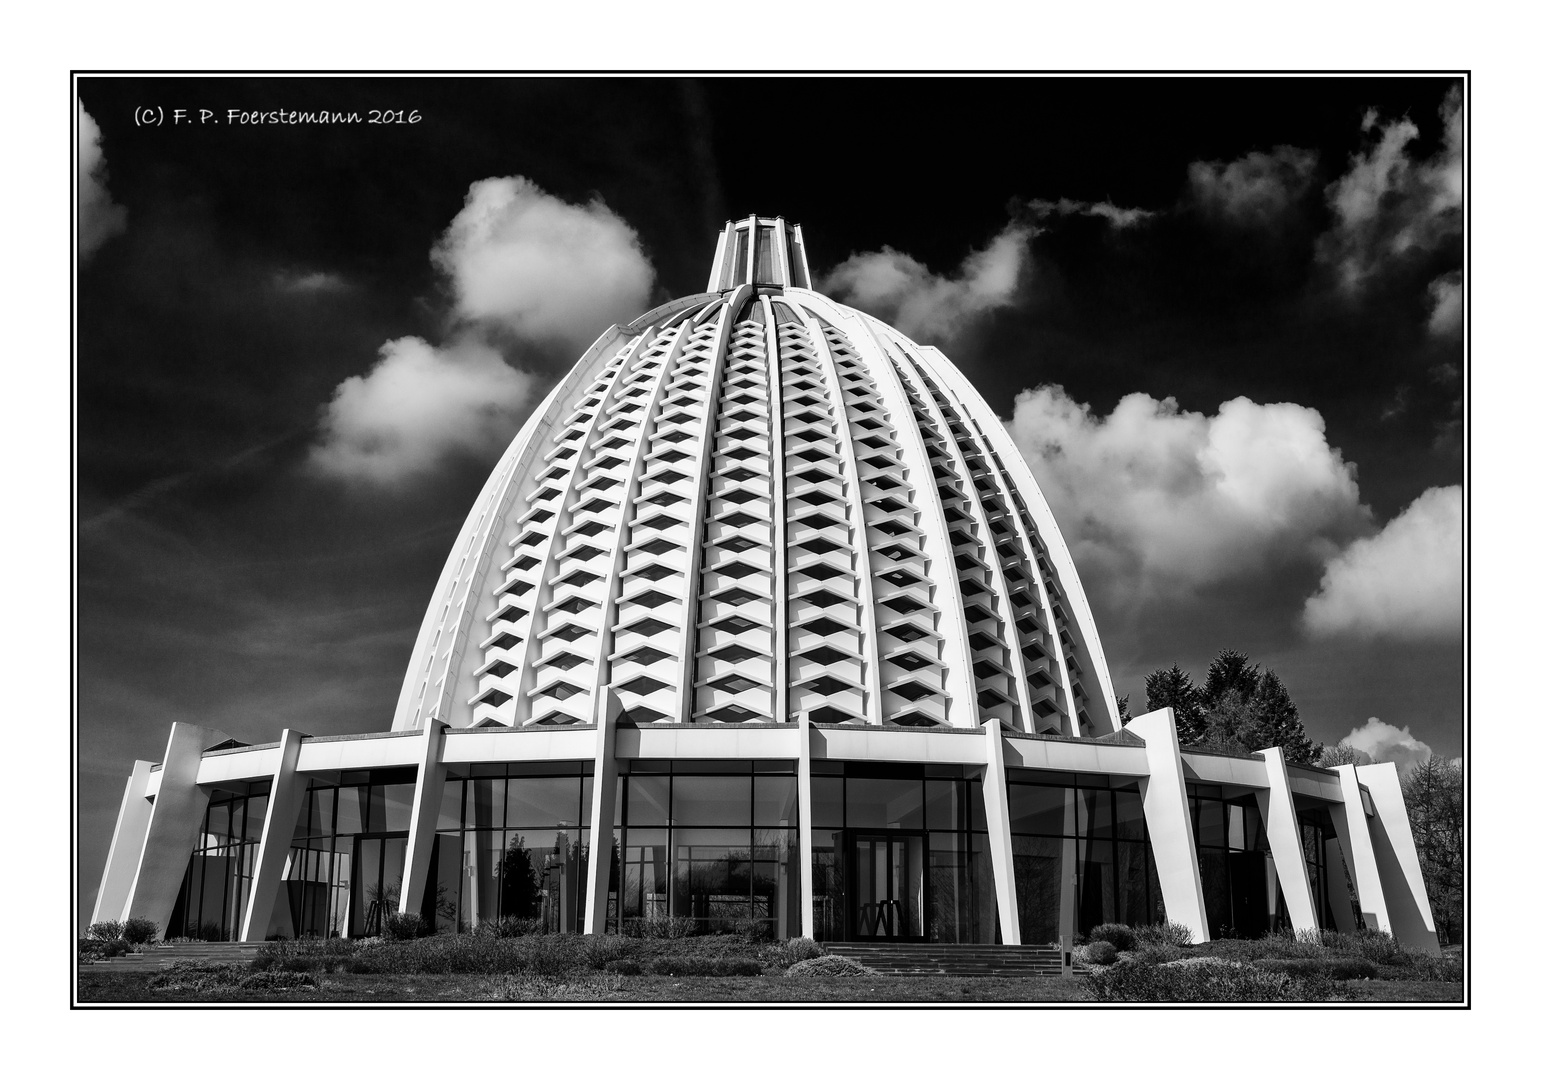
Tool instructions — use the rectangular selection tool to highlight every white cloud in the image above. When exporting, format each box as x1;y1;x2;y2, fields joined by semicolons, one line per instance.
1302;484;1462;640
1004;385;1368;603
1025;198;1155;229
78;101;126;260
1318;85;1463;293
309;336;542;485
1427;269;1463;338
1340;717;1434;776
309;175;656;486
1188;146;1317;226
431;176;654;351
823;225;1032;341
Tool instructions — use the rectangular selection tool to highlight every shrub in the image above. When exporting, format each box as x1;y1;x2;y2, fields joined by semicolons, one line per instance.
642;956;762;976
1374;952;1463;983
763;937;823;968
148;961;248;992
1083;941;1119;966
1088;956;1324;1003
382;912;428;940
79;937;129;961
604;958;644;976
585;934;635;970
1087;923;1138;951
476;916;542;939
1254;957;1376;981
785;954;879;978
122;917;159;945
1134;922;1193;948
252;937;360;974
238;970;319;992
622;915;697;939
87;920;125;942
197;921;224;942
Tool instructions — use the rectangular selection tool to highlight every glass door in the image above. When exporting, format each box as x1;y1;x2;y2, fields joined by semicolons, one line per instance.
850;832;926;940
349;834;408;937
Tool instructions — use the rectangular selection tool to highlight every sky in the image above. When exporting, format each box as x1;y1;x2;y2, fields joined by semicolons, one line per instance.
74;74;1466;923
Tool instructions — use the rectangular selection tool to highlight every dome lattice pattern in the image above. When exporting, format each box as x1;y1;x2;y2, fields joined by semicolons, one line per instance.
393;218;1119;738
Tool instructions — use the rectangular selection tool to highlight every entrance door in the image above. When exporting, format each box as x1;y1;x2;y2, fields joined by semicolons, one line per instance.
850;832;926;940
350;834;408;937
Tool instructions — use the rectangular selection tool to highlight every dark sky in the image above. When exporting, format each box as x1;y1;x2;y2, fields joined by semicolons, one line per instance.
74;75;1465;924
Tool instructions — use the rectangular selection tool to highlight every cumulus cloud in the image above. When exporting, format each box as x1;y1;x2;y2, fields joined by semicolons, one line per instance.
1004;386;1368;602
1340;717;1434;776
823;225;1032;341
1427;269;1463;338
309;336;541;485
432;176;654;351
1024;198;1155;229
1317;85;1463;293
310;175;656;486
1302;484;1462;640
78;101;126;260
1188;145;1318;226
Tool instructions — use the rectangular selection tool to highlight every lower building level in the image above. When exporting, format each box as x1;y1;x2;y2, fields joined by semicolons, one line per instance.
91;703;1442;955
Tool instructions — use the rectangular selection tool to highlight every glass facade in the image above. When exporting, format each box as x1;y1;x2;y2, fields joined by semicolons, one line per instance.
811;763;997;944
1187;782;1286;939
167;782;270;941
611;760;799;938
1006;771;1162;944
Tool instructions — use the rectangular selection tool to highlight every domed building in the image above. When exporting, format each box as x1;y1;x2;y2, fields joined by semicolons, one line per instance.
92;217;1441;957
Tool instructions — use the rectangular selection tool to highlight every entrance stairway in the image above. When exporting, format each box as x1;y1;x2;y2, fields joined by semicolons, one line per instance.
823;942;1066;978
79;940;265;971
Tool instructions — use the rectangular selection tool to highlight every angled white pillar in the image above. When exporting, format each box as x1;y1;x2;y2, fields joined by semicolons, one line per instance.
398;719;448;919
93;760;155;926
980;719;1022;944
1126;708;1209;943
1256;747;1319;937
797;713;816;940
124;722;229;936
240;728;310;942
1329;764;1392;935
1357;763;1442;956
582;691;622;934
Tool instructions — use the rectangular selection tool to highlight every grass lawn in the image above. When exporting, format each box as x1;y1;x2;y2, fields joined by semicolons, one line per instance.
76;968;1462;1005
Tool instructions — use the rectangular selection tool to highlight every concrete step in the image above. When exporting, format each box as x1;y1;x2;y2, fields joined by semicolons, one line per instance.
80;941;265;970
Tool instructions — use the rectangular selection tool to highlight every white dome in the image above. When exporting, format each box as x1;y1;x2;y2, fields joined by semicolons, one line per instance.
393;216;1119;737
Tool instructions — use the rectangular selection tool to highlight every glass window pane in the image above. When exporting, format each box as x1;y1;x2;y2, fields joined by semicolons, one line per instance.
507;776;581;828
811;777;843;828
437;780;464;832
471;778;506;831
753;775;798;827
335;787;363;836
1011;834;1066;945
846;777;924;830
380;784;415;833
925;780;962;831
1009;784;1072;836
243;795;268;841
433;832;462;932
626;776;671;826
1078;789;1112;839
313;788;336;840
671;775;751;827
1114;790;1145;841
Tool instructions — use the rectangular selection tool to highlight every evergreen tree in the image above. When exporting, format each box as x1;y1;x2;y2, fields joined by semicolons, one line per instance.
1116;694;1132;725
1248;669;1322;765
1144;663;1206;744
1199;649;1260;709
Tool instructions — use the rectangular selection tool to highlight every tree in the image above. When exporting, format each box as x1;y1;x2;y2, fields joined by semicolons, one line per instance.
1139;651;1322;765
1199;649;1260;710
1247;669;1322;765
1402;756;1463;945
1116;695;1132;724
1315;742;1372;768
1144;664;1206;743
